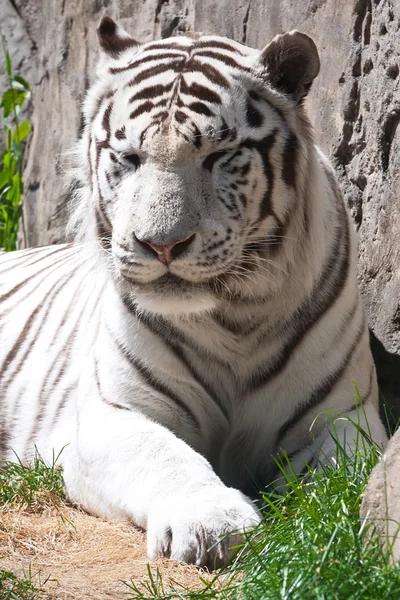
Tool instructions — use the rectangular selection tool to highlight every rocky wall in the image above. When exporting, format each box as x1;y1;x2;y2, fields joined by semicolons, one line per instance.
1;0;399;419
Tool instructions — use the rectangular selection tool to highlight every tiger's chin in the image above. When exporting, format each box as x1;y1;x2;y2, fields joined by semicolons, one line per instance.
126;274;217;316
134;289;217;316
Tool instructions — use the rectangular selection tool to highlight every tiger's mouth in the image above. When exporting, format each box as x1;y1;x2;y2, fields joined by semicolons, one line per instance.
114;246;252;315
145;272;196;291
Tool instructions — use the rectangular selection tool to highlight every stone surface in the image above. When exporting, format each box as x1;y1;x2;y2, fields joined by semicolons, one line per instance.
0;0;399;419
360;429;400;562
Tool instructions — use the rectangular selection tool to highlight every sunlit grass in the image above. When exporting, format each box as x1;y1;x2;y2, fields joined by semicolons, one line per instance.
125;420;400;600
0;449;64;512
0;569;40;600
1;417;399;599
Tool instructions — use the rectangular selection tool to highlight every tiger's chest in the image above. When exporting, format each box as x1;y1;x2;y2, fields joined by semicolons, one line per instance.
97;297;292;475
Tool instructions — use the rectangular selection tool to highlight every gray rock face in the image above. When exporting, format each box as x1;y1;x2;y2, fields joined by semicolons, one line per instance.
1;0;399;418
360;429;400;562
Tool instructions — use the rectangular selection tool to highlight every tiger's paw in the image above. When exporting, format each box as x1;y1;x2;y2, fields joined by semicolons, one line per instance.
147;487;260;568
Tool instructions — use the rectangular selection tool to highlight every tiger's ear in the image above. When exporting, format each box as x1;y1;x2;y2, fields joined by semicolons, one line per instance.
97;16;139;57
259;31;320;103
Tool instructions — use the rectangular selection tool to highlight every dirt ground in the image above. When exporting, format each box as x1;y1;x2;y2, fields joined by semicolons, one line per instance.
0;503;212;600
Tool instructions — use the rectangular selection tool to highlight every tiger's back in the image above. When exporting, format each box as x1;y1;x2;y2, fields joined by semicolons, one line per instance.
0;244;102;459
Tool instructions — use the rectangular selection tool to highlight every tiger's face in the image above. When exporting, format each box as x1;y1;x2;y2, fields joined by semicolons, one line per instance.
84;18;319;315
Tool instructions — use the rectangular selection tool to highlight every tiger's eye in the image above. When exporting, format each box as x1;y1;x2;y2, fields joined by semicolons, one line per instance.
123;154;141;169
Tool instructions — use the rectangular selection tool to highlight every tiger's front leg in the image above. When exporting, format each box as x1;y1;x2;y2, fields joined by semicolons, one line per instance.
62;360;259;568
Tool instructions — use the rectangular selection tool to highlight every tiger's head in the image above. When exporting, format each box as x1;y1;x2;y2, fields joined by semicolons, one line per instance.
72;17;320;316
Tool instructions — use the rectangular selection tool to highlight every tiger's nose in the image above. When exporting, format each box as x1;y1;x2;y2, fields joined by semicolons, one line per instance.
135;234;196;265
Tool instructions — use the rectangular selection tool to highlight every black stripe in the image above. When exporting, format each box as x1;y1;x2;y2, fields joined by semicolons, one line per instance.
95;209;112;250
349;363;376;412
49;388;73;427
190;120;202;149
0;423;10;459
91;90;114;125
88;137;94;189
130;101;159;119
220;149;242;168
159;339;229;423
49;315;103;430
102;102;113;136
95;139;109;171
94;95;113;246
180;79;222;104
282;132;299;188
129;82;174;103
132;60;185;85
194;50;251;72
363;363;375;404
245;97;263;128
187;102;214;117
94;358;129;411
26;280;103;450
343;363;375;416
186;59;230;88
0;269;78;393
277;319;366;444
5;270;84;450
111;330;200;429
0;246;50;264
105;171;115;190
122;297;230;422
211;309;264;336
113;52;187;75
249;200;351;391
95;189;112;230
152;110;169;121
320;294;360;360
139;115;168;147
203;150;231;172
0;245;74;276
115;126;126;140
175;110;189;124
35;265;99;405
0;250;79;309
5;258;92;452
0;244;70;265
195;40;246;55
242;130;277;221
247;214;288;255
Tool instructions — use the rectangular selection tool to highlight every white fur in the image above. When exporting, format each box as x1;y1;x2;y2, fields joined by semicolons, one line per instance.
0;28;387;567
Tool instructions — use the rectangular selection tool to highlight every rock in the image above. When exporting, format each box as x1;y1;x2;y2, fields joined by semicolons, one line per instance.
360;430;400;562
1;0;399;420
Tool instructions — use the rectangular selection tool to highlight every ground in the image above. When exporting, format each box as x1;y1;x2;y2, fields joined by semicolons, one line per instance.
1;441;400;600
0;503;209;599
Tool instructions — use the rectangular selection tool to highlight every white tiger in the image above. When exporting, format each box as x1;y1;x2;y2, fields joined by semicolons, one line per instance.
0;17;387;567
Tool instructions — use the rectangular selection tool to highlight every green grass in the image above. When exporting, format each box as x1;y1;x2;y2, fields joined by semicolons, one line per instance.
0;452;64;599
125;437;400;600
1;430;399;599
0;570;40;600
0;450;64;511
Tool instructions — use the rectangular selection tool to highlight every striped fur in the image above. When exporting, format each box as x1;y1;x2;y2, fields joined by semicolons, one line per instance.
0;20;387;566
